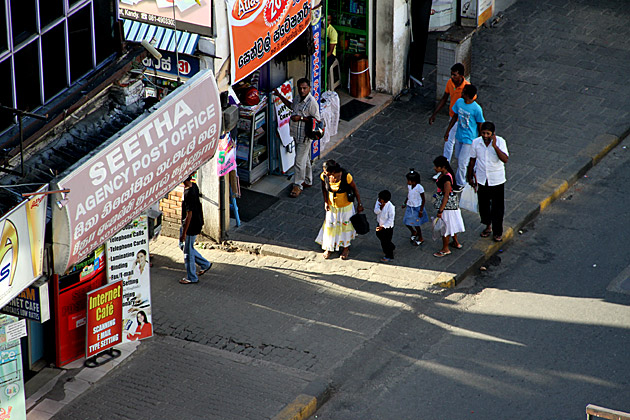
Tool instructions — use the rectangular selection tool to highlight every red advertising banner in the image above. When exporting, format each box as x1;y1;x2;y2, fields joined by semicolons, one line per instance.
52;70;221;274
86;281;123;358
53;246;107;366
227;0;311;83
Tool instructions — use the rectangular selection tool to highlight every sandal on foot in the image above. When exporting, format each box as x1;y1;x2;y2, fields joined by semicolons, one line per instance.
289;185;302;198
413;239;425;246
323;251;333;259
480;228;492;238
450;242;463;249
197;265;212;276
493;235;503;242
433;250;452;258
179;278;197;284
340;248;350;260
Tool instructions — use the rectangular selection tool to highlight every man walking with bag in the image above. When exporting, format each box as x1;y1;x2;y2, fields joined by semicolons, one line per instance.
466;122;509;242
179;173;212;284
274;78;321;198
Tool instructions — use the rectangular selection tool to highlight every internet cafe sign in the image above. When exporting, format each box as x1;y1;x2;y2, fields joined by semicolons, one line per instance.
52;70;221;274
0;185;48;310
227;0;311;83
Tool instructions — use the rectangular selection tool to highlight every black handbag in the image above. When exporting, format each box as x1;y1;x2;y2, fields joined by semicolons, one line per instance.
350;213;370;235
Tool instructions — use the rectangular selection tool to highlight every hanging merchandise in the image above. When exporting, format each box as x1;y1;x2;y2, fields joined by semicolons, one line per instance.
320;90;340;152
226;0;311;83
217;133;237;177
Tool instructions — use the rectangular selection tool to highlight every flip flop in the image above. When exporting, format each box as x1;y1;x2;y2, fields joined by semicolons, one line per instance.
197;264;212;276
450;242;463;249
340;248;350;260
179;278;196;284
480;228;492;238
323;251;333;259
493;235;503;242
433;250;452;258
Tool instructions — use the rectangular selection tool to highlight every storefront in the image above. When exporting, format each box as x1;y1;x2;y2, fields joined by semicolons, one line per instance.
325;0;372;91
49;70;222;366
224;0;314;186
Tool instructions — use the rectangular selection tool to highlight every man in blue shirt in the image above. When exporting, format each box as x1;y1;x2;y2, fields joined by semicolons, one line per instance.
444;84;485;188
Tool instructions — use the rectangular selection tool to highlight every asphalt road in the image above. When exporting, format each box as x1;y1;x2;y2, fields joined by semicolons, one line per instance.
314;142;630;419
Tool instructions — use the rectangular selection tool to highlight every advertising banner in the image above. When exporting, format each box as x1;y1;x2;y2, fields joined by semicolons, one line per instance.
0;185;48;310
460;0;493;26
52;70;221;274
273;80;293;147
429;0;456;31
217;133;237;176
227;0;311;83
119;0;212;36
86;281;123;358
0;315;26;420
272;80;296;173
106;215;153;343
310;7;322;105
1;279;50;323
142;52;201;81
54;246;107;366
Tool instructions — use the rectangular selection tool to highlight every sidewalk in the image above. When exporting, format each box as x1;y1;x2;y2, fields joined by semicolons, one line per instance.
230;0;630;285
27;0;630;419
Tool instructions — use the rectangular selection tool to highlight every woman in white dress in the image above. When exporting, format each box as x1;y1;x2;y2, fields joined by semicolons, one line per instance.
315;160;364;260
433;155;465;257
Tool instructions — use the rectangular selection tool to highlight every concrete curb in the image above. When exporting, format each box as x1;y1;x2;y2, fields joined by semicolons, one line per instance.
271;379;332;420
447;130;629;288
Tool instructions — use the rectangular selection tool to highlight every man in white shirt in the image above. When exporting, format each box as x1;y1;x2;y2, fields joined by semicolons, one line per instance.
467;122;509;242
374;190;396;262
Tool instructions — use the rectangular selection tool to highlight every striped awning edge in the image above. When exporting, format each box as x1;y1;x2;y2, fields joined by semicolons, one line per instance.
122;19;199;56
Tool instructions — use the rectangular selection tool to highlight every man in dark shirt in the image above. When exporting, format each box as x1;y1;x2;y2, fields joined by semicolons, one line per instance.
179;173;212;284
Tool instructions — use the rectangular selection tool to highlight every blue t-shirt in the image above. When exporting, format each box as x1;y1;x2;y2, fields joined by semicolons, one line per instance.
452;98;485;144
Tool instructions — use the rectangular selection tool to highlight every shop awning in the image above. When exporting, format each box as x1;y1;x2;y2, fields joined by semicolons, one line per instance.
123;19;199;55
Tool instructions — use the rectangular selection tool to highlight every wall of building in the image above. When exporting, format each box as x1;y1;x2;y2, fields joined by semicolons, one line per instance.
159;157;223;242
374;0;410;96
199;158;224;242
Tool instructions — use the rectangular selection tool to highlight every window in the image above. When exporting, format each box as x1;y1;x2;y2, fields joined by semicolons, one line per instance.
0;0;117;133
39;0;64;29
0;59;13;129
10;0;37;46
94;0;116;62
42;24;67;101
0;2;7;53
68;6;93;82
14;42;40;112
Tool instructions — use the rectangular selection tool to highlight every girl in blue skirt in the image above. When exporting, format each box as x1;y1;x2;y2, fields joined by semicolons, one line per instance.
401;169;429;246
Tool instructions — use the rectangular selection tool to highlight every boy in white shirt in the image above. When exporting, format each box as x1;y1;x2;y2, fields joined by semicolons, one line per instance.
374;190;396;262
